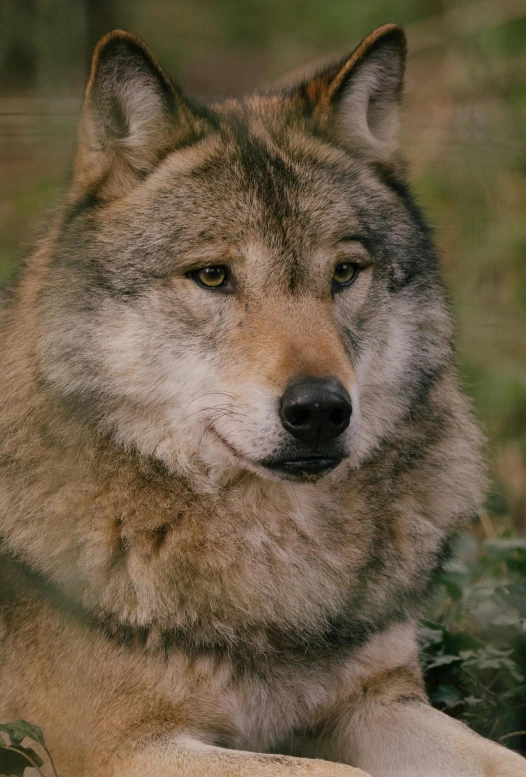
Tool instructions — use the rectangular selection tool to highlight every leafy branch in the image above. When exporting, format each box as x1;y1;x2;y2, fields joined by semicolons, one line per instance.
423;533;526;755
0;721;58;777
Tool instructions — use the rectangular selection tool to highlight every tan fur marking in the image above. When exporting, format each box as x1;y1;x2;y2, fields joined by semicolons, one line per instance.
228;298;355;391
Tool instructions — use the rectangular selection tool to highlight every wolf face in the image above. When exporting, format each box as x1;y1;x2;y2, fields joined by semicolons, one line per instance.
38;26;452;486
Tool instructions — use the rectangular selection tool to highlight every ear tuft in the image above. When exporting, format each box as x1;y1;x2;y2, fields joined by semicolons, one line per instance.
74;31;196;199
297;24;407;156
86;30;176;147
334;25;406;153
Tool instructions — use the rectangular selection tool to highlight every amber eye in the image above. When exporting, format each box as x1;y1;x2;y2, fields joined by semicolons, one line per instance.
333;262;359;287
191;266;228;289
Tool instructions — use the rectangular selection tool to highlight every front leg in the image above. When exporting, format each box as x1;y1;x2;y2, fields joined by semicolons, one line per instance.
299;639;526;777
90;735;373;777
339;697;526;777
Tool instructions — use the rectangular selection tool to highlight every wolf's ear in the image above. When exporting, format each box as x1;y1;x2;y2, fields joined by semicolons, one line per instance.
74;30;197;199
297;24;406;156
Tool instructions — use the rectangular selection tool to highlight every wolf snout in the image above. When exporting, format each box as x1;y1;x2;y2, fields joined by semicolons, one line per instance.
279;377;352;444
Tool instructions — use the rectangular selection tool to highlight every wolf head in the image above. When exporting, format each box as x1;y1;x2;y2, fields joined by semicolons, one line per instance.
38;26;453;485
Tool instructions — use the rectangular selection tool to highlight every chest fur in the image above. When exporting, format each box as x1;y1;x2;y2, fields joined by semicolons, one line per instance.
0;429;448;663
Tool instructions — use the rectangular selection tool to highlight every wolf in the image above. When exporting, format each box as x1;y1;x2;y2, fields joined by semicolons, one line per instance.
0;22;524;777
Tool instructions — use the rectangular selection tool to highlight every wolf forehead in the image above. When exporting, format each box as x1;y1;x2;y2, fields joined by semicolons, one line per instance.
65;121;433;297
58;25;437;297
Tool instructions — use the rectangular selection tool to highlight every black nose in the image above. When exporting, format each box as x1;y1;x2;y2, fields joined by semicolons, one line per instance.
279;377;352;444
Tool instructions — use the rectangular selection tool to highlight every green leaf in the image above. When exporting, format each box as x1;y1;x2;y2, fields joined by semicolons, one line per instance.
464;695;483;706
431;684;463;709
458;650;476;659
427;654;462;669
419;625;444;649
0;746;37;777
0;745;43;770
0;721;45;748
491;613;521;627
496;583;526;616
443;579;464;601
501;684;526;699
20;748;42;768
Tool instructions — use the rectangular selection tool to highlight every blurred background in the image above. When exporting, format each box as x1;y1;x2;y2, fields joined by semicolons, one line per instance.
1;0;525;751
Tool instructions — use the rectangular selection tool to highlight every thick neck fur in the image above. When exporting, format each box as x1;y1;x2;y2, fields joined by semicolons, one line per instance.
0;223;485;665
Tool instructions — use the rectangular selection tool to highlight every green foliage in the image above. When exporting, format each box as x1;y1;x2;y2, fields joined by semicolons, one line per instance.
0;721;46;748
0;721;57;777
423;531;526;755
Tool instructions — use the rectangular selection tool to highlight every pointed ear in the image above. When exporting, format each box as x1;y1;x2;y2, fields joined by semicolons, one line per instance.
73;30;198;200
298;24;406;156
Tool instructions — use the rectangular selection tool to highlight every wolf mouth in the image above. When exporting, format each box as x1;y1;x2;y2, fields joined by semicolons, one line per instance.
261;456;343;479
211;427;343;480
